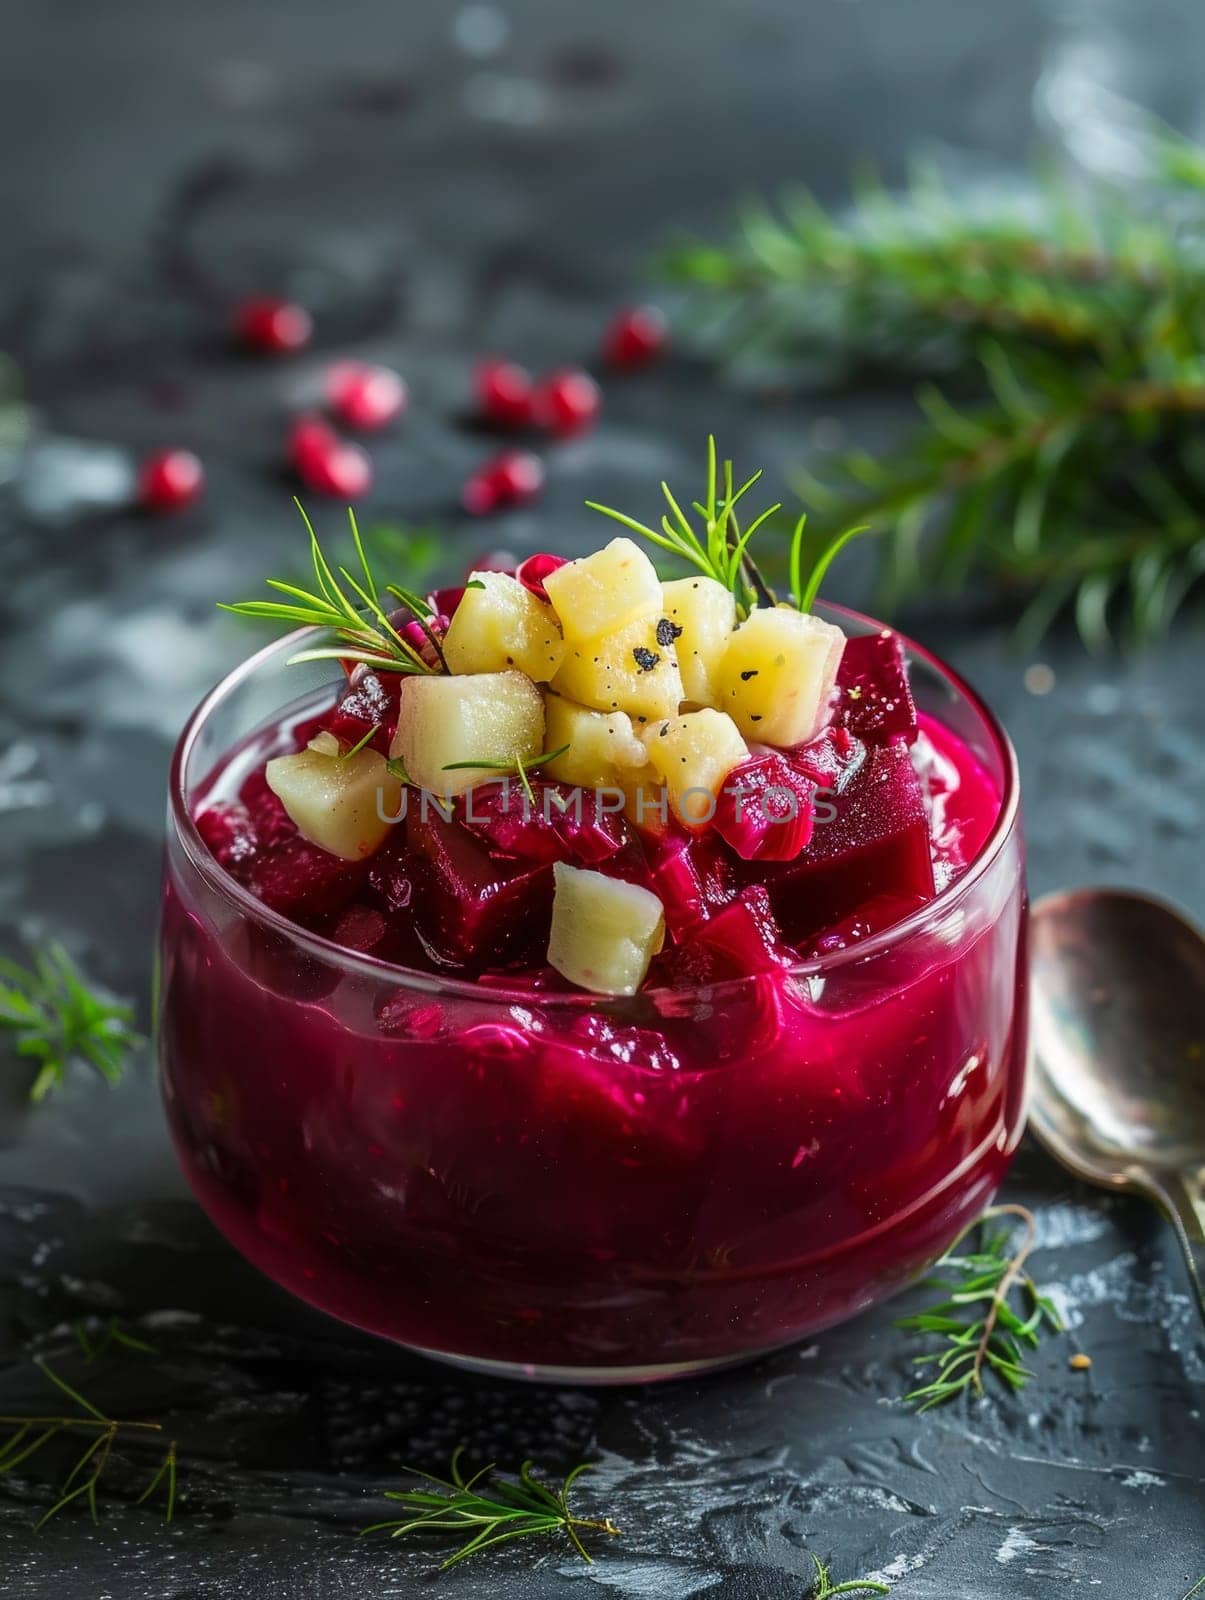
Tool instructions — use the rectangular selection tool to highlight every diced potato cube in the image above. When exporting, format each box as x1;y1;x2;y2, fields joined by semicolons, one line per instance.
391;670;544;797
543;695;647;788
443;570;565;681
547;862;665;996
715;607;846;747
266;735;402;861
551;614;685;722
661;576;737;706
543;537;662;643
619;762;672;837
641;709;748;827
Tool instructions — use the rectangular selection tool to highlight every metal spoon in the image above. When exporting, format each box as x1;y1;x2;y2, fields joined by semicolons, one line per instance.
1029;888;1205;1319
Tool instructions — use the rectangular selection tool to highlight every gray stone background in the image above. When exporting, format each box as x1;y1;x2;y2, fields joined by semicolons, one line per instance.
0;1;1202;1596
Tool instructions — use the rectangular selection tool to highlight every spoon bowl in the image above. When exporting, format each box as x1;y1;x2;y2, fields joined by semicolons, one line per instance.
1029;888;1205;1316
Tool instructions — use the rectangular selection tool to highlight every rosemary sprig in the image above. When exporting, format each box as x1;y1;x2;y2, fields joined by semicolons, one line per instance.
442;744;571;804
362;1450;620;1569
0;942;141;1102
219;503;440;674
73;1317;157;1365
588;436;870;616
0;1361;176;1527
896;1204;1062;1411
808;1554;890;1597
666;121;1205;644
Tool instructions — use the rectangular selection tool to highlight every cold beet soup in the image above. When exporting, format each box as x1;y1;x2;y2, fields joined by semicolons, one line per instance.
158;452;1026;1381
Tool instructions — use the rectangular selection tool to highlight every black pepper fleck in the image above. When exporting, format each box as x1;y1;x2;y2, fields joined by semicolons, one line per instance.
740;669;759;681
632;647;660;672
656;617;682;646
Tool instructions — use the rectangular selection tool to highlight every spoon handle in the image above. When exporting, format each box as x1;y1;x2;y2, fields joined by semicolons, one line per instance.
1143;1169;1205;1322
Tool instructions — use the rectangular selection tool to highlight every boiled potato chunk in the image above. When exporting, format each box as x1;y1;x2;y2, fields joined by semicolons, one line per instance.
266;732;402;861
551;614;686;722
391;670;544;797
641;709;748;827
619;762;672;837
716;607;846;747
543;695;647;788
443;570;565;681
547;862;666;996
661;577;737;707
543;537;662;643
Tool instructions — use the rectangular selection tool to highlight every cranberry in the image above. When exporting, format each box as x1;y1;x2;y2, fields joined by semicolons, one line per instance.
138;448;204;511
602;304;667;368
327;361;408;431
533;367;601;436
475;358;535;427
234;297;313;354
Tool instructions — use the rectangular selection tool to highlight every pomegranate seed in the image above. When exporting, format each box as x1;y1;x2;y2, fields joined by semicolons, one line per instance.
461;472;499;516
602;304;668;368
475;358;535;427
234;297;313;354
327;361;408;430
289;413;338;471
515;552;569;602
489;450;544;505
138;449;204;511
300;439;373;499
533;367;601;436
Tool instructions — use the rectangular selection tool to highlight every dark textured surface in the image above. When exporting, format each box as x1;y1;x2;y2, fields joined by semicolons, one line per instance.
1;2;1203;1596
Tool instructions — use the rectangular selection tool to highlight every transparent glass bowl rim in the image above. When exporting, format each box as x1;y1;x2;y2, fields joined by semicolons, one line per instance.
168;604;1021;1008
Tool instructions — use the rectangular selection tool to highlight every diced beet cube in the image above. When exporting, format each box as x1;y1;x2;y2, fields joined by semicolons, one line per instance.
367;832;416;914
837;629;918;743
249;837;368;923
458;780;632;868
802;890;931;960
327;903;393;956
644;828;735;939
407;803;554;967
713;754;817;862
239;767;296;851
325;667;403;753
789;723;861;790
195;801;259;879
651;887;790;987
752;740;936;944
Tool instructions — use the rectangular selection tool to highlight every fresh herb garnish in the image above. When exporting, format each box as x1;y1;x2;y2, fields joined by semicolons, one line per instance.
219;503;441;674
587;437;871;617
0;1361;177;1528
896;1204;1063;1410
337;725;381;761
807;1554;890;1597
73;1318;157;1365
665;119;1205;645
442;743;571;805
0;942;141;1103
362;1450;619;1569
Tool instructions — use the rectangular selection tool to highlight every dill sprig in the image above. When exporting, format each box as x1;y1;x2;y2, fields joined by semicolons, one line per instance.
73;1317;157;1365
665;117;1205;645
0;942;141;1103
896;1204;1063;1411
0;1361;176;1528
362;1450;620;1569
442;743;571;804
808;1554;890;1597
219;503;442;674
588;436;871;617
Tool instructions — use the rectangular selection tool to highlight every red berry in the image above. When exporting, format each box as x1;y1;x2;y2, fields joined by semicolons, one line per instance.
474;358;535;427
602;304;667;368
327;361;408;431
533;367;601;436
234;296;313;354
138;448;204;511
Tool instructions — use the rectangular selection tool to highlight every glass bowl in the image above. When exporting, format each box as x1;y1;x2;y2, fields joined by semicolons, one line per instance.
157;605;1026;1383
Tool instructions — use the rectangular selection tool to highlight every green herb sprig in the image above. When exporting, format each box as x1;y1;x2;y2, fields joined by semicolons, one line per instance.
588;436;871;617
896;1204;1063;1410
0;1361;176;1528
362;1450;619;1569
220;503;443;674
808;1554;891;1597
442;743;571;804
665;114;1205;645
0;942;141;1103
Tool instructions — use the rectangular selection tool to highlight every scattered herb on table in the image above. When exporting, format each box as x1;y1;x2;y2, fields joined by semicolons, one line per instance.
0;1361;176;1527
665;109;1205;646
362;1450;620;1569
896;1203;1063;1409
73;1317;158;1365
0;942;142;1102
808;1553;891;1596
